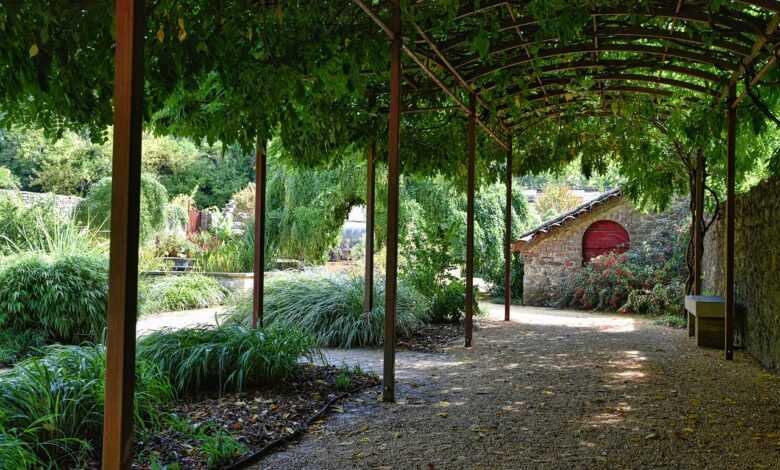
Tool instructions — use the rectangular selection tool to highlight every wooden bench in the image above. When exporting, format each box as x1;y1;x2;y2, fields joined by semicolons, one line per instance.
684;295;725;349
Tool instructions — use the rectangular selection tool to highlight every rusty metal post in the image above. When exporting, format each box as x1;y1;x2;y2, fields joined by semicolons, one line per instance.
102;0;144;467
465;92;476;347
725;84;736;361
693;152;705;295
364;139;376;314
383;0;401;402
504;134;513;321
253;136;267;329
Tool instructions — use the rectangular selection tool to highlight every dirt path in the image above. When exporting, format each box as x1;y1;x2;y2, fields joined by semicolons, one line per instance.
259;303;780;469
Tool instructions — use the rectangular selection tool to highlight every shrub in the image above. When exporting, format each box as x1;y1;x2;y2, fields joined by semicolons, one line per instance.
137;325;316;394
0;344;173;466
0;166;19;189
555;241;686;315
623;281;685;316
154;233;201;258
194;221;260;273
77;173;168;240
140;274;227;315
427;278;479;324
224;272;430;348
0;253;108;343
556;252;642;311
0;329;46;366
488;252;524;300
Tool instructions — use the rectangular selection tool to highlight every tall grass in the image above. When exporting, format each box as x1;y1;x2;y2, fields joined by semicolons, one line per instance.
0;194;106;258
0;253;108;344
139;274;227;315
137;324;317;395
0;344;174;466
224;272;431;348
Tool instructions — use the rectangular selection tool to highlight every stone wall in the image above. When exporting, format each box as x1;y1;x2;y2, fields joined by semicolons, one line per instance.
702;176;780;369
0;189;82;217
518;197;688;306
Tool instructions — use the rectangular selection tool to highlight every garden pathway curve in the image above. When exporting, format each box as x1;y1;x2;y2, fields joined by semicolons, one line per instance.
259;303;780;469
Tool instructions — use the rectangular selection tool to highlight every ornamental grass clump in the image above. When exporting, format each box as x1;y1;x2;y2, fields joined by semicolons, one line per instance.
139;274;227;315
0;344;174;467
224;272;430;348
136;324;317;395
0;252;108;344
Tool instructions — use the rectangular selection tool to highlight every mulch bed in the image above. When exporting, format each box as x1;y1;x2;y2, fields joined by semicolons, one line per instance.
131;365;379;469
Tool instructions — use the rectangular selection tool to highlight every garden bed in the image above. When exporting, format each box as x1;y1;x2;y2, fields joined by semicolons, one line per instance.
128;365;379;469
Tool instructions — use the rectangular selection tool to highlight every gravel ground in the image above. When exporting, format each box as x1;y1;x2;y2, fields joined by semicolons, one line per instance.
136;306;225;336
259;303;780;469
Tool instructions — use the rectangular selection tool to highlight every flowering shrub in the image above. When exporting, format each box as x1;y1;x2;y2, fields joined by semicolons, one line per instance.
555;225;687;315
556;252;644;310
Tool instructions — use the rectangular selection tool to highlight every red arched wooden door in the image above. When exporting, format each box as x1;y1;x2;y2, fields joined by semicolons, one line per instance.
582;220;630;264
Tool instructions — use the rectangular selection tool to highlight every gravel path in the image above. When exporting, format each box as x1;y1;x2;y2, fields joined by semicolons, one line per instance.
260;303;780;469
136;307;225;336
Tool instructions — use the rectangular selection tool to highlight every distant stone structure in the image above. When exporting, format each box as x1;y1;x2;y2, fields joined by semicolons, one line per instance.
0;189;83;217
702;175;780;370
513;189;688;306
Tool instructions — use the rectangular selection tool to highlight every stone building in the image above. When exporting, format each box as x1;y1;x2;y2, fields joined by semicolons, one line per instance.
513;189;688;306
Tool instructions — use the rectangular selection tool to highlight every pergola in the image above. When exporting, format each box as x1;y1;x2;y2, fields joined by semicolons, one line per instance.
104;1;779;467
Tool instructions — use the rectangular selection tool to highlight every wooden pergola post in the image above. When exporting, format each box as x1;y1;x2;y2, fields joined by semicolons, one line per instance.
504;134;513;321
383;0;401;403
725;84;737;361
464;92;476;348
693;151;705;295
102;0;144;467
364;138;376;314
253;136;267;329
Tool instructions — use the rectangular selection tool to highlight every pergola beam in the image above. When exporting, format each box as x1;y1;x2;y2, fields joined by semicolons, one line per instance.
496;73;718;99
494;85;686;117
721;13;780;103
534;60;723;83
727;13;780;106
464;44;739;82
432;6;762;52
450;26;752;69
